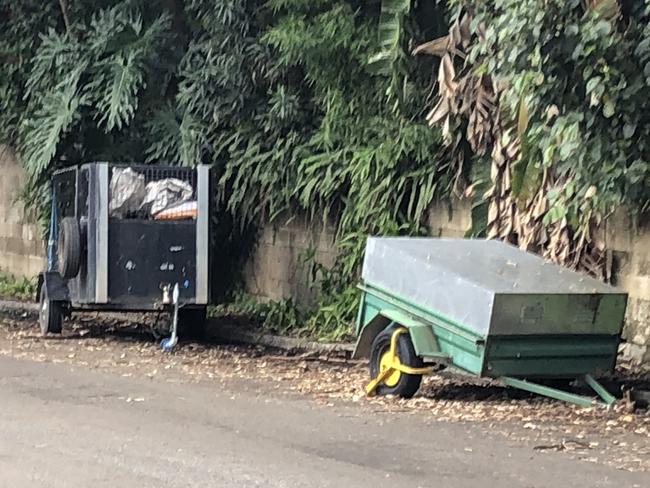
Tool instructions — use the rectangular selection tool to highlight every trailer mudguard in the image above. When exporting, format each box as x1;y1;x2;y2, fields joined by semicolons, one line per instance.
352;309;441;360
37;271;70;302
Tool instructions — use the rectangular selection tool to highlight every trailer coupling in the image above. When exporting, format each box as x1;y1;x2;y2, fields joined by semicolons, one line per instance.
161;283;181;352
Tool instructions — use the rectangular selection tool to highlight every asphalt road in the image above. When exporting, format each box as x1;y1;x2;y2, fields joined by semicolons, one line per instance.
0;355;647;488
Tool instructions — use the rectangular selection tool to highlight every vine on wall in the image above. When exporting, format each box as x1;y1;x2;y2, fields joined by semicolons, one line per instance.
414;0;650;279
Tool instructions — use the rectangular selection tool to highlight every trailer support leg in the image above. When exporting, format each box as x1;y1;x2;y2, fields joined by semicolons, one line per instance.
584;374;616;406
161;284;180;352
500;375;616;407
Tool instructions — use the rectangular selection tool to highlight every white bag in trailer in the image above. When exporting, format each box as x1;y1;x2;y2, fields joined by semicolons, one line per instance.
142;178;193;216
108;168;146;218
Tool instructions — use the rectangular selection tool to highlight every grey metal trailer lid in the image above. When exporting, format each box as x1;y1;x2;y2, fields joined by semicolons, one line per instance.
362;237;627;337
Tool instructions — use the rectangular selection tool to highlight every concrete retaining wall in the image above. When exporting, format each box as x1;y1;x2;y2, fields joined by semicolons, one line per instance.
244;214;336;306
606;210;650;365
0;146;44;279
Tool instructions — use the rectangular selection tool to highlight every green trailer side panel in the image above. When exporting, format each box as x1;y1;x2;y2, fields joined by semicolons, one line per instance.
379;308;428;329
490;293;627;335
484;335;619;378
594;294;627;331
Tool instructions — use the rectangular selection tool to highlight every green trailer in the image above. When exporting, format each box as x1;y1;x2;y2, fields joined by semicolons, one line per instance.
353;238;628;407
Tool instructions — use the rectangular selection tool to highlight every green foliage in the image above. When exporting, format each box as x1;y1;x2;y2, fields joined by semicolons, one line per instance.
0;272;36;301
11;1;176;184
368;0;411;75
5;0;647;339
462;0;650;226
211;292;306;337
89;10;172;131
0;1;62;143
213;1;446;335
20;70;87;179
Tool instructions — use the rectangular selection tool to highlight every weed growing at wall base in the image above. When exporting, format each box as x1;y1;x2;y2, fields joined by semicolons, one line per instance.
0;272;36;301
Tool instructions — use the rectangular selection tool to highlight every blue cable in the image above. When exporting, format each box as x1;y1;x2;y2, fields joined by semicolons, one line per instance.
46;184;57;272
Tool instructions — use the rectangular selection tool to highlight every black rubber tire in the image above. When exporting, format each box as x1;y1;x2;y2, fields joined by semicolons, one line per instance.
39;285;62;335
57;217;81;279
369;324;424;398
178;307;207;340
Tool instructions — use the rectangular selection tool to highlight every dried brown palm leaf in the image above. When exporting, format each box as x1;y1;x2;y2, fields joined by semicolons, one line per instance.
584;0;621;21
414;7;606;278
458;12;472;47
412;35;451;57
426;97;450;124
439;54;458;95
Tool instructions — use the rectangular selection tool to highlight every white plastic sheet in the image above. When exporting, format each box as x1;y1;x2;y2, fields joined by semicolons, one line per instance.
108;168;146;218
143;178;193;216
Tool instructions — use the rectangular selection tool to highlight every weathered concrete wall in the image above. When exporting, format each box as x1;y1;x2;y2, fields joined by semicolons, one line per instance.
244;214;336;306
426;198;473;238
0;146;44;278
606;210;650;365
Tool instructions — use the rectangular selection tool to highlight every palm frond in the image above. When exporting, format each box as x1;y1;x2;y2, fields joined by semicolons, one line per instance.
88;4;142;55
24;28;84;100
146;106;207;166
87;7;172;132
90;51;145;131
19;70;85;178
368;0;411;75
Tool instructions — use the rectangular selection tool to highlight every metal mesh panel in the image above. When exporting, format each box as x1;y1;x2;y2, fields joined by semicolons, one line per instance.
52;167;78;220
108;164;197;220
111;164;197;189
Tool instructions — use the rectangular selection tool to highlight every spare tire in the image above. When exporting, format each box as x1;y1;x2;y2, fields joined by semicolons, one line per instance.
57;217;81;279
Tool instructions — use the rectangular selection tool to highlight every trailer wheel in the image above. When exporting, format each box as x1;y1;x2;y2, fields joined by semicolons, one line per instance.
369;324;423;398
57;217;81;279
39;285;62;335
178;307;207;340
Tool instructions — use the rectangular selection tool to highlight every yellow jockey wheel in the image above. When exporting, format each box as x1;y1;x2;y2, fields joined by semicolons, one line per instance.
367;324;430;399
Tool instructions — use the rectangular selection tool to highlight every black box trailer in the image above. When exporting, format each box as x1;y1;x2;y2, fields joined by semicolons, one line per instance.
38;163;211;342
